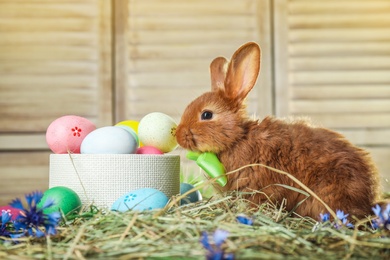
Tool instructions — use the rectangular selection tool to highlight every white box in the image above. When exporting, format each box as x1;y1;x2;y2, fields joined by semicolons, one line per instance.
49;154;180;209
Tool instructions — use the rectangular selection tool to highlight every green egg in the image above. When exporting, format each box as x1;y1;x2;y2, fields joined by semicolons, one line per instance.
38;186;82;216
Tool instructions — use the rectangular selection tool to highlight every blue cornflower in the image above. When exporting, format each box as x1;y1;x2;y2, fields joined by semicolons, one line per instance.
320;213;330;222
1;209;13;237
371;204;390;230
335;210;354;229
318;210;353;229
236;215;253;226
200;229;234;260
9;191;61;238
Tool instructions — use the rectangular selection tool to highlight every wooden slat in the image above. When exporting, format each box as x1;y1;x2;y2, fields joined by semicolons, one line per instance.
0;152;50;206
0;116;98;133
0;18;96;32
128;30;256;45
0;3;97;18
0;46;97;60
129;59;211;72
273;0;290;116
290;100;390;114
0;75;97;88
0;32;97;46
290;29;390;43
292;86;390;99
290;13;390;29
290;71;390;85
290;42;390;57
301;114;390;129
365;147;390;189
128;44;253;59
130;15;256;30
128;72;209;88
290;57;390;71
0;134;48;150
289;1;390;15
97;0;113;127
128;88;206;102
0;61;98;75
129;0;256;16
2;0;94;2
338;129;390;146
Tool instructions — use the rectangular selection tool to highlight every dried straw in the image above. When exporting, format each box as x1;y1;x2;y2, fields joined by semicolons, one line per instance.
1;164;389;259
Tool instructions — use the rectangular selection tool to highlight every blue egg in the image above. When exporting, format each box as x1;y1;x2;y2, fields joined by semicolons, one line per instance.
180;183;202;205
111;188;169;212
80;126;138;154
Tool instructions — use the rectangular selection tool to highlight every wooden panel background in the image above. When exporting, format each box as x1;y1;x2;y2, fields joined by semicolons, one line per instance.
274;0;390;191
116;0;274;124
1;0;389;206
0;0;112;205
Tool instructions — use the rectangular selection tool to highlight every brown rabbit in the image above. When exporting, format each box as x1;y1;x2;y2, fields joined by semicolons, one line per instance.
176;42;382;220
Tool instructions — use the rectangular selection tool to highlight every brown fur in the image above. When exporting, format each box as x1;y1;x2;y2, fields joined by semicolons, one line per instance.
176;42;381;220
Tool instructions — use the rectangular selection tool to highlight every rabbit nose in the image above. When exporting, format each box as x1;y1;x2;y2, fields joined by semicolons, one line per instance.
175;126;192;148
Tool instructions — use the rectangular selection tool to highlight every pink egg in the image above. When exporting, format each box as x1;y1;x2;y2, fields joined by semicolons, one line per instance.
136;146;163;155
46;115;96;154
0;205;21;220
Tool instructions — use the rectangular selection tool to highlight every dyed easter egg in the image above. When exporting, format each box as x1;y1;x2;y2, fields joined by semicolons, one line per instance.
138;112;178;153
80;126;138;154
38;186;82;216
115;120;142;146
136;146;163;155
46;115;96;154
180;183;202;205
111;188;169;212
115;124;140;147
0;205;21;220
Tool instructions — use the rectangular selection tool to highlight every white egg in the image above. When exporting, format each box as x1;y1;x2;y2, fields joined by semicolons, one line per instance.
80;126;138;154
138;112;178;153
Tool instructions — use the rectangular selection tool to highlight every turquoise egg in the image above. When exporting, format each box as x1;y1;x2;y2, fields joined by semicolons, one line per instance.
180;183;202;205
111;188;169;212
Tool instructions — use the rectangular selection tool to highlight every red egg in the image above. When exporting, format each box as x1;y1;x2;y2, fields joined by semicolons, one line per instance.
46;115;96;154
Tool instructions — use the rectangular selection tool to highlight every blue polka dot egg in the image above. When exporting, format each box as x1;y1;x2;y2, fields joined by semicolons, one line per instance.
111;188;169;212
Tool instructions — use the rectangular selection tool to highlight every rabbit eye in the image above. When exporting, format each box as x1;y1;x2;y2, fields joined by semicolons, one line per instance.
201;110;213;120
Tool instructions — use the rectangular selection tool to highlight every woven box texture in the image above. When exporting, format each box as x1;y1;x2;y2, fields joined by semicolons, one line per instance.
49;154;180;209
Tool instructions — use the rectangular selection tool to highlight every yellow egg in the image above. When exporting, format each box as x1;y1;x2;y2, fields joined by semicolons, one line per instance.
138;112;178;153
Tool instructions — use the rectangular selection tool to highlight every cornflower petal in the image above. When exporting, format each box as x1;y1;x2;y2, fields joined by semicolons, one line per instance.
41;197;56;210
35;228;45;238
372;204;382;218
9;198;24;211
236;215;253;226
1;210;13;237
336;210;348;220
1;210;12;226
47;212;61;223
320;213;330;222
200;231;213;251
213;229;229;248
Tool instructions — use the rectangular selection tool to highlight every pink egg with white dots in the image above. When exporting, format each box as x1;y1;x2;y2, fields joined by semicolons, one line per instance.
46;115;96;154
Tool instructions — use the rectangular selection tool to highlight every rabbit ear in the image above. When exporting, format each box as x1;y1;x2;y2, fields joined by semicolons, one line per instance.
224;42;261;101
210;57;228;92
